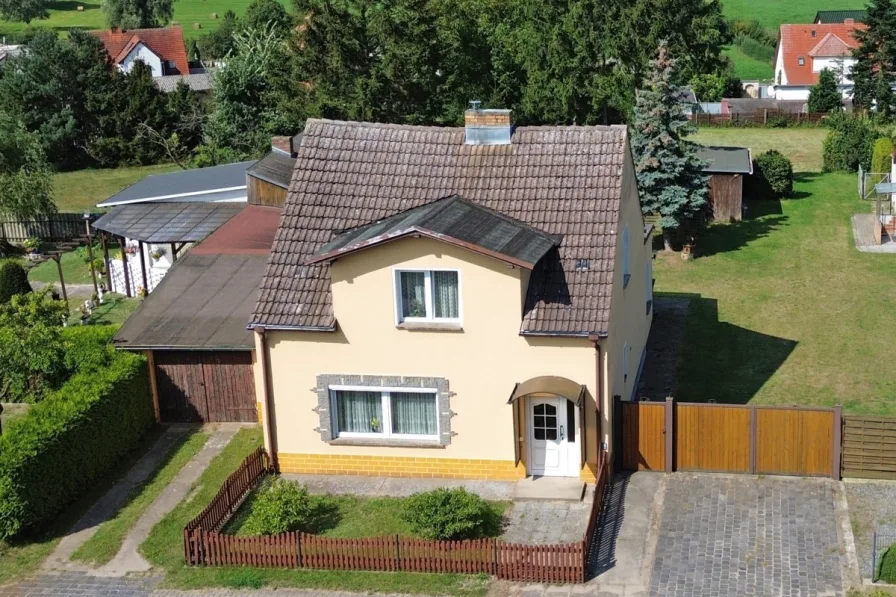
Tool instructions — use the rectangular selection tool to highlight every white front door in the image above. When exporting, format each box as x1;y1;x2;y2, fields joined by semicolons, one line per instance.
528;397;579;477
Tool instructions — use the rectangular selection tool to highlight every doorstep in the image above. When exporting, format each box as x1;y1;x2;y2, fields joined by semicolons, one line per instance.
512;477;586;502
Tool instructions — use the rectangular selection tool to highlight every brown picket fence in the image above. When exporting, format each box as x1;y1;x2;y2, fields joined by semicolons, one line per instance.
185;448;611;584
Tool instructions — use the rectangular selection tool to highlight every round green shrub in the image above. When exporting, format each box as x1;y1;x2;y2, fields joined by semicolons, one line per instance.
401;488;492;540
822;114;876;173
754;150;794;198
0;261;32;305
242;479;317;535
872;137;895;175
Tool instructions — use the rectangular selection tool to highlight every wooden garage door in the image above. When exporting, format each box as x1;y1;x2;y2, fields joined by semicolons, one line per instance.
154;351;256;423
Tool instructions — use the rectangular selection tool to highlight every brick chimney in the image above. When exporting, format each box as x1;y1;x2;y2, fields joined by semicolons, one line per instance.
845;18;854;24
464;101;513;146
271;136;291;155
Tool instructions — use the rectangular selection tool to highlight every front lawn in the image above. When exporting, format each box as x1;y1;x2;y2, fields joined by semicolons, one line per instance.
655;171;896;414
28;247;97;286
223;482;509;540
141;428;490;596
71;430;209;565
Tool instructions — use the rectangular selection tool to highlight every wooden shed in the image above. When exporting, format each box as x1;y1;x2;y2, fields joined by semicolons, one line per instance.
697;146;753;222
246;135;299;208
112;205;281;423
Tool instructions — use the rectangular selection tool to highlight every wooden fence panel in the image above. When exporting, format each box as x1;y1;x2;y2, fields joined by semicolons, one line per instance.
676;404;751;473
755;408;833;476
843;416;896;479
0;213;94;242
621;402;666;471
497;542;584;583
205;531;299;567
398;538;494;574
300;534;397;571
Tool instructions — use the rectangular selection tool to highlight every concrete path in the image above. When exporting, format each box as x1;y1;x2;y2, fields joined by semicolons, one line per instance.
42;426;195;572
30;280;97;299
94;424;241;576
286;473;516;501
852;214;896;253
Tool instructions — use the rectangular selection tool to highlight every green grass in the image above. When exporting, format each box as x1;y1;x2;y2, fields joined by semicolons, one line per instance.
0;0;289;41
691;128;828;173
878;543;896;582
0;425;164;585
141;428;489;596
655;170;896;415
71;430;210;566
28;247;96;285
52;164;180;214
720;0;866;31
224;484;509;540
66;293;140;325
723;45;774;81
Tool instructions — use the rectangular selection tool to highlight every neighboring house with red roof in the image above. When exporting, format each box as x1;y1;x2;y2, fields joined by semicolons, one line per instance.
773;23;865;101
89;26;190;78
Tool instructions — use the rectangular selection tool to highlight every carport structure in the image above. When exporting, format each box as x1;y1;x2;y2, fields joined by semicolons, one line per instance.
92;202;243;296
113;205;281;422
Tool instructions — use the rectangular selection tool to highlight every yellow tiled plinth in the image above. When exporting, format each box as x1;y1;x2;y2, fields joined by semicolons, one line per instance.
276;453;527;481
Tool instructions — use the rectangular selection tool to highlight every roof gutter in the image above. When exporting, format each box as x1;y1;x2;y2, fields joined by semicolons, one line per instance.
255;327;278;471
589;333;606;474
247;323;337;332
114;344;254;351
519;330;609;338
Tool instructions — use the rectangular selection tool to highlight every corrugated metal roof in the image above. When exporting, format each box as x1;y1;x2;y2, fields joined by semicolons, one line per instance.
92;202;243;242
97;161;254;207
696;146;753;175
308;195;560;269
246;151;296;189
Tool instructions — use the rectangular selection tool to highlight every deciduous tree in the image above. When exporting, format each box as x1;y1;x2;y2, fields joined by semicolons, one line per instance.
0;0;48;23
0;113;55;220
631;43;709;250
104;0;173;28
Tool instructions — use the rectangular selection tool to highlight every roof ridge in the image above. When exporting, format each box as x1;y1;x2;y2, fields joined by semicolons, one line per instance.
305;117;627;134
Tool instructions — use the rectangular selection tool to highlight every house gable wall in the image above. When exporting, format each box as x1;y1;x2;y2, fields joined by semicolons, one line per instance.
120;43;163;77
260;236;599;479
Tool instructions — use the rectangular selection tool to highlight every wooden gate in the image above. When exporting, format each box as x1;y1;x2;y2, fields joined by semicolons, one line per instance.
620;401;666;471
154;350;256;423
842;416;896;479
618;399;840;477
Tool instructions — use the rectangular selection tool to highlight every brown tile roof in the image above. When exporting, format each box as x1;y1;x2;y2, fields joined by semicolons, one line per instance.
777;23;864;86
90;27;189;75
251;119;629;336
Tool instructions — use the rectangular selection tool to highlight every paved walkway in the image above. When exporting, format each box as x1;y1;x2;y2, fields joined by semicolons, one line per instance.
852;213;896;253
95;425;241;576
649;474;847;597
42;426;195;572
30;281;96;299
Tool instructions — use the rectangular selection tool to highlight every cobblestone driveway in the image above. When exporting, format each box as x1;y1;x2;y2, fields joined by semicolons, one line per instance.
650;474;845;597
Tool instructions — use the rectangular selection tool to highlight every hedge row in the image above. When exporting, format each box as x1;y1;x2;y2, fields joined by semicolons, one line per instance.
0;350;154;539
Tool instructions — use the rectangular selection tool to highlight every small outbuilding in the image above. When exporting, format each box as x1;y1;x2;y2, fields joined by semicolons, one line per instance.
696;146;753;222
113;204;281;423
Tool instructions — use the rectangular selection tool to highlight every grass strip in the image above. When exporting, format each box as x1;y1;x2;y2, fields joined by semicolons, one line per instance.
71;430;210;566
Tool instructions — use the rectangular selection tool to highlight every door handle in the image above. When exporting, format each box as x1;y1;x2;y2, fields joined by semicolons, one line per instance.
559;425;565;440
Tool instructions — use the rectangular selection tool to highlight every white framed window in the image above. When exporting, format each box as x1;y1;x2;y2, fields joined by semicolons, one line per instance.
645;259;653;315
329;386;439;440
394;269;461;324
622;226;631;288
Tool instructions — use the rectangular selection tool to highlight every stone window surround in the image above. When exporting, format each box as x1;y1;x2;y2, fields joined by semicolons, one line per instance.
314;375;455;447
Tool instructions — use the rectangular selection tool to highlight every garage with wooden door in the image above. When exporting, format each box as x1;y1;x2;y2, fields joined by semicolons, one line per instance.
112;205;281;423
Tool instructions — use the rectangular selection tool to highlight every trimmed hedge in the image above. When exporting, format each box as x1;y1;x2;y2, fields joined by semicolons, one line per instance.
0;351;153;539
754;150;794;198
872;137;895;175
880;543;896;582
61;325;118;374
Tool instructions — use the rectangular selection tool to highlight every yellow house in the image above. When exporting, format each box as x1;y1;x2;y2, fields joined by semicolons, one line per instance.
249;107;653;484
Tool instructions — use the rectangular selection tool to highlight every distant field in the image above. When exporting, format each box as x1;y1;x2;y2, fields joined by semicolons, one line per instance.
720;0;866;31
53;163;179;213
0;0;289;39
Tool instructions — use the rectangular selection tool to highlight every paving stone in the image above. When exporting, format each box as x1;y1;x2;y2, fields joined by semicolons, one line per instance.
649;474;844;597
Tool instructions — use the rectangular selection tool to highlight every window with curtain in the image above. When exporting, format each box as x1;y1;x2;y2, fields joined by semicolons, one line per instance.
396;270;460;322
331;388;438;439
